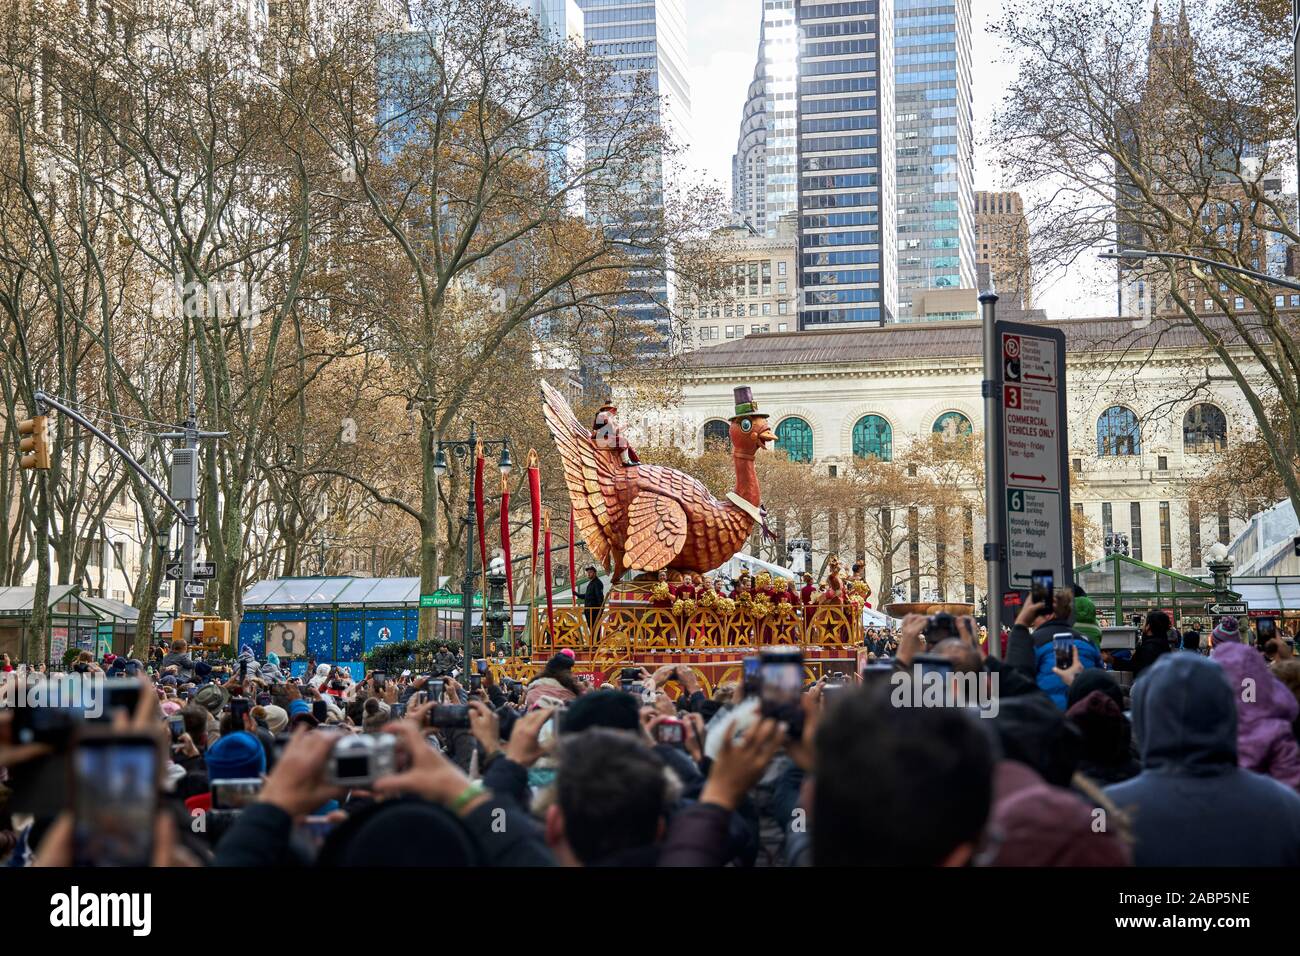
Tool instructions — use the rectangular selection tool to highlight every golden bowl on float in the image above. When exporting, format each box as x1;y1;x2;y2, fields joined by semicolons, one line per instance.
883;602;976;618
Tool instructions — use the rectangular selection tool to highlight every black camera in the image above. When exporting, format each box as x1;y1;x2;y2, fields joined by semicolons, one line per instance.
922;612;958;643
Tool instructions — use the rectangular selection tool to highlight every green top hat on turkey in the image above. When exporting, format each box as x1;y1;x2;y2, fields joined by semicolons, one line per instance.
729;386;760;421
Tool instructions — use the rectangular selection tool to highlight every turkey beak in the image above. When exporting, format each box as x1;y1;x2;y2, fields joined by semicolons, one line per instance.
756;423;776;448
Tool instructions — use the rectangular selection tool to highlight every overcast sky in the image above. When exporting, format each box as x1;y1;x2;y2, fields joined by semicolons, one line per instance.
682;0;1113;319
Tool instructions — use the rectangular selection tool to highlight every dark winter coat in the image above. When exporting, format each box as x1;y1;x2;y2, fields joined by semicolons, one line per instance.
1104;653;1300;866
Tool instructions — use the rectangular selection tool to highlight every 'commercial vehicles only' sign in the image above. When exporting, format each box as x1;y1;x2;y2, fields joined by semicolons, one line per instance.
997;322;1073;599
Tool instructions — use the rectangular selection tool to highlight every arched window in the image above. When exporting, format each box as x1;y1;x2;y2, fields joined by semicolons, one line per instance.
852;415;892;461
1183;404;1227;453
701;419;729;449
932;411;972;441
775;417;813;463
1097;406;1141;456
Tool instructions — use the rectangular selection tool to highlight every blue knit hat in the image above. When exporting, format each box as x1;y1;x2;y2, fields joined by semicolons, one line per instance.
288;699;312;718
205;731;266;781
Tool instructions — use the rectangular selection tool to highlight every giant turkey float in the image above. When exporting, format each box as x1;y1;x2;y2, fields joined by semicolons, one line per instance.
510;381;867;694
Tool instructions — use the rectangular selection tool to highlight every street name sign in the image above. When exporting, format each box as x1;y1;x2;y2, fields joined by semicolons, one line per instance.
420;590;483;608
996;321;1073;599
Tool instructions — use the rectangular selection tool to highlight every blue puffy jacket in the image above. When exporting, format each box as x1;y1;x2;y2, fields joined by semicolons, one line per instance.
1029;621;1103;709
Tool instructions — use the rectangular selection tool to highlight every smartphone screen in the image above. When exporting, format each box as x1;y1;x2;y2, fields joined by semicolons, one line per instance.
72;736;158;866
373;671;386;690
311;700;329;722
655;720;684;746
168;715;185;741
211;778;264;810
229;697;251;723
759;651;803;711
90;678;143;723
1053;634;1074;669
1258;619;1277;642
1030;569;1053;606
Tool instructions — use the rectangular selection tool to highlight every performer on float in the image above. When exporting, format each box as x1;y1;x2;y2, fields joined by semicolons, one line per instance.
591;402;641;468
817;557;848;604
799;571;817;606
650;569;676;614
775;576;801;608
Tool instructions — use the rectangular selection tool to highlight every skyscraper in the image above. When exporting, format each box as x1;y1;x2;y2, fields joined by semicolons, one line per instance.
531;0;584;41
796;0;896;328
893;0;974;320
576;0;690;346
975;190;1033;310
732;0;800;235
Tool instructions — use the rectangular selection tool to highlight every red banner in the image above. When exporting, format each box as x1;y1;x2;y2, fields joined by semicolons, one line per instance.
569;510;577;606
527;450;541;578
543;509;554;636
473;442;487;579
500;473;513;623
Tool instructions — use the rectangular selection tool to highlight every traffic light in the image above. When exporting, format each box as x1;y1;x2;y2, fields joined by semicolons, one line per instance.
17;414;50;470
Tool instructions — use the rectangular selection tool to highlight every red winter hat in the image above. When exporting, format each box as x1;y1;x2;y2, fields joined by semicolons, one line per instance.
559;648;576;659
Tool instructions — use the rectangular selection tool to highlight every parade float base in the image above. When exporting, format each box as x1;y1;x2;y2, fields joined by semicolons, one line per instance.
504;579;867;696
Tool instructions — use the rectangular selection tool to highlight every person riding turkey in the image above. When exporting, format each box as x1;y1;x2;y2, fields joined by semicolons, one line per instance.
592;402;640;468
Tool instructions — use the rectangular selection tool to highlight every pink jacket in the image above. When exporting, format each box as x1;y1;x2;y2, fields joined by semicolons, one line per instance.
1211;642;1300;789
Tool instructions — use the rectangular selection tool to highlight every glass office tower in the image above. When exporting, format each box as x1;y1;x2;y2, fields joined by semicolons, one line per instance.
576;0;690;347
796;0;896;328
732;0;800;235
892;0;974;319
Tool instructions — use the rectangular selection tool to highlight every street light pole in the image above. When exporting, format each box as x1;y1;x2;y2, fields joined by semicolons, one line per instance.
980;290;1005;657
461;422;478;683
433;421;512;683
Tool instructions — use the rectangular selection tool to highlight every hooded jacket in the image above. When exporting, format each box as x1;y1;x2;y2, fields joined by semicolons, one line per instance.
1072;596;1103;645
1210;642;1300;789
1066;689;1141;785
1104;654;1300;866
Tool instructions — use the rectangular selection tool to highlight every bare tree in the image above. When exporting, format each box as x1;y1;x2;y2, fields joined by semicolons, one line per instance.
993;0;1300;518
